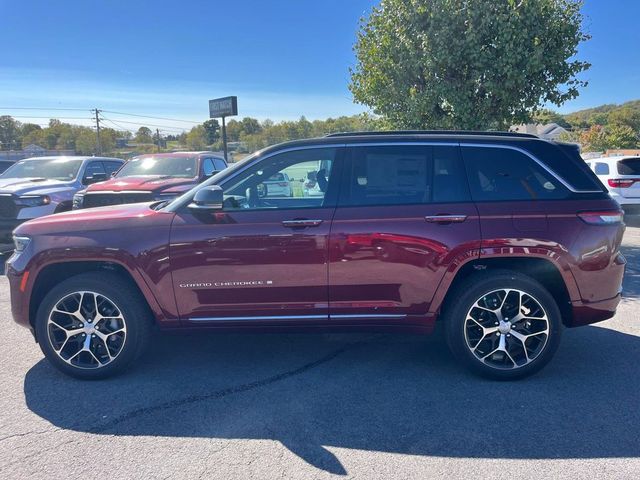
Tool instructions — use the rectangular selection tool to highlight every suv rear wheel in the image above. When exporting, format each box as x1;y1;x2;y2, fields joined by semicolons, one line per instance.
444;270;562;380
35;272;152;379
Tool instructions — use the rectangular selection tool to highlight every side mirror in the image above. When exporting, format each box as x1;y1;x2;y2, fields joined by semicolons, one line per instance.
84;172;107;185
189;185;223;211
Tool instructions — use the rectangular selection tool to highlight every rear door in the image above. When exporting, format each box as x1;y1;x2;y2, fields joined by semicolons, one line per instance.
616;157;640;198
328;144;481;324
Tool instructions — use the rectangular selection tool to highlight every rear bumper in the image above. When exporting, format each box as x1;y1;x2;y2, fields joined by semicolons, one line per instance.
570;293;621;327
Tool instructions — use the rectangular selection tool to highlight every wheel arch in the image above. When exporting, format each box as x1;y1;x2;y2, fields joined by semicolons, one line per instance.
433;256;576;327
29;261;160;336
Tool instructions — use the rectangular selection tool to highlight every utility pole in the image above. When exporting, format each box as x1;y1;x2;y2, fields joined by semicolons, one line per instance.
93;108;102;154
156;128;161;152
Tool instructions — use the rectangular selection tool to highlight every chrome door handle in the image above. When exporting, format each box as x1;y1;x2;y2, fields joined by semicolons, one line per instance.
425;214;468;223
282;219;324;228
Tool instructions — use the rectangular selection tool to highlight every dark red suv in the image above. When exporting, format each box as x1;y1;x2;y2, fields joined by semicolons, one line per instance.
7;132;626;380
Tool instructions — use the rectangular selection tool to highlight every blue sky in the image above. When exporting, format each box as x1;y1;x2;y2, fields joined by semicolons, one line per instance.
0;0;638;132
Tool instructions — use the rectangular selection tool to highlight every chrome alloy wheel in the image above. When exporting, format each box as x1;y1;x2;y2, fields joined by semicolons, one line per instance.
464;289;550;370
47;291;127;369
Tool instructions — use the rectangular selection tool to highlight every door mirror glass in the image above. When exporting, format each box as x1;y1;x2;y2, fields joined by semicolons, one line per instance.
189;185;224;211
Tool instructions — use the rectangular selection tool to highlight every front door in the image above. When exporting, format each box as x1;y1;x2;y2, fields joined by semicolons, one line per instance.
328;144;481;325
170;147;342;325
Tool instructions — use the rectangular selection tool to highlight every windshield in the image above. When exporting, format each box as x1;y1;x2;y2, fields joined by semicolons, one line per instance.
117;156;198;178
0;158;84;180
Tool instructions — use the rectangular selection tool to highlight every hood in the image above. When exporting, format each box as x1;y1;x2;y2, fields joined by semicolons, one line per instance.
15;201;174;237
85;176;198;194
0;177;76;195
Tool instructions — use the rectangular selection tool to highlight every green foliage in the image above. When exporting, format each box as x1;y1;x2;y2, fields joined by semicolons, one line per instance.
0;115;22;149
135;126;154;144
185;125;207;150
202;119;220;144
350;0;590;130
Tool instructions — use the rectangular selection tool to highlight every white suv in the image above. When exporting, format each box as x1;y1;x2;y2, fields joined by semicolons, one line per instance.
586;156;640;216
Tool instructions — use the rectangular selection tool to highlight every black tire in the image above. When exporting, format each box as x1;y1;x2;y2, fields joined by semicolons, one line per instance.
35;272;152;380
443;270;562;380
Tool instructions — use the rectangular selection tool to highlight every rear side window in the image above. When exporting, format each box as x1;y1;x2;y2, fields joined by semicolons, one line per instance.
618;158;640;175
594;162;610;175
462;147;568;201
344;145;431;206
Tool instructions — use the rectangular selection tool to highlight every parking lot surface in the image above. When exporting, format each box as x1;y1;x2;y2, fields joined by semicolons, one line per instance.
1;228;639;479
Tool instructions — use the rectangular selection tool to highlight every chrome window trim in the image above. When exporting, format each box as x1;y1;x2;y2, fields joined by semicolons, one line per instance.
84;190;154;195
168;139;601;211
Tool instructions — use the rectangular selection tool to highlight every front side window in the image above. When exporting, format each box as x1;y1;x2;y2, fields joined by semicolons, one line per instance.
462;147;567;201
222;148;337;210
103;161;123;176
213;158;227;171
202;158;215;176
117;155;197;178
0;158;84;180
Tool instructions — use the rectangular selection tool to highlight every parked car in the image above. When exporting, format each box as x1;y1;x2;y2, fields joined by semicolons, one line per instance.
0;156;123;242
262;172;293;197
73;152;227;209
586;156;640;216
7;131;625;380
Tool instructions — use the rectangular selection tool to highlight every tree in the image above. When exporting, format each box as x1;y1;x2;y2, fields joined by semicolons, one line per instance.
349;0;591;130
185;125;207;150
0;115;22;150
135;126;154;144
202;119;220;144
532;109;571;129
608;107;640;132
604;125;638;149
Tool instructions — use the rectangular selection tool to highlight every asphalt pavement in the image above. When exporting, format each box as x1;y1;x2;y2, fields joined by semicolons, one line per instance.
1;228;639;479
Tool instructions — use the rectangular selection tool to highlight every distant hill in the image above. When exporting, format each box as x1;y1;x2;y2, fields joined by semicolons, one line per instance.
563;99;640;128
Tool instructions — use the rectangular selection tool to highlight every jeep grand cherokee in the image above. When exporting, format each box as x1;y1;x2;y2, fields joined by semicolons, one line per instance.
6;131;626;380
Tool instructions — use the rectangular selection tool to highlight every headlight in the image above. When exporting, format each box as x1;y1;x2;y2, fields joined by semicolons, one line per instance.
72;193;84;209
15;195;50;207
13;235;30;253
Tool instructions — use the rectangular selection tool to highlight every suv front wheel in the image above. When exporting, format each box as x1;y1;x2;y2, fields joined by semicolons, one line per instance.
444;270;562;380
35;272;152;379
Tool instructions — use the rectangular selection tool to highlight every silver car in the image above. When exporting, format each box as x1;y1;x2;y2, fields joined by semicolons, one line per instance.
0;156;123;241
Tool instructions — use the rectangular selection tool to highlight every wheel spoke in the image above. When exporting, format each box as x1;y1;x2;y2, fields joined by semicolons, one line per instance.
47;290;127;370
465;287;550;371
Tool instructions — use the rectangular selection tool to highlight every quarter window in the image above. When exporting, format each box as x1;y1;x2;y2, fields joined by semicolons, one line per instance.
462;147;567;201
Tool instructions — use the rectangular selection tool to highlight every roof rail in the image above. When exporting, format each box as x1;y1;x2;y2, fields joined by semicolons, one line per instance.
324;130;539;139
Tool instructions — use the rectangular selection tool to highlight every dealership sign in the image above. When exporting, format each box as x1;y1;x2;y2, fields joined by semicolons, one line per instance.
208;96;238;118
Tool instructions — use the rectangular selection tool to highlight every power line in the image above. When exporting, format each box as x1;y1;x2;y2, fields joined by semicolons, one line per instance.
101;109;201;124
7;115;93;120
100;116;189;131
0;106;89;111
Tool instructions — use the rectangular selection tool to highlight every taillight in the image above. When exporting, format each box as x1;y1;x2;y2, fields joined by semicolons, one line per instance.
577;210;624;225
608;178;636;188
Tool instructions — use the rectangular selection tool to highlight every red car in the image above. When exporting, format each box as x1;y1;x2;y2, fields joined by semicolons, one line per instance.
7;132;626;380
73;152;227;209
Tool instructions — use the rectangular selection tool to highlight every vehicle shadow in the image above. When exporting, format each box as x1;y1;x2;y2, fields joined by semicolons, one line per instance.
24;325;640;475
621;243;640;300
